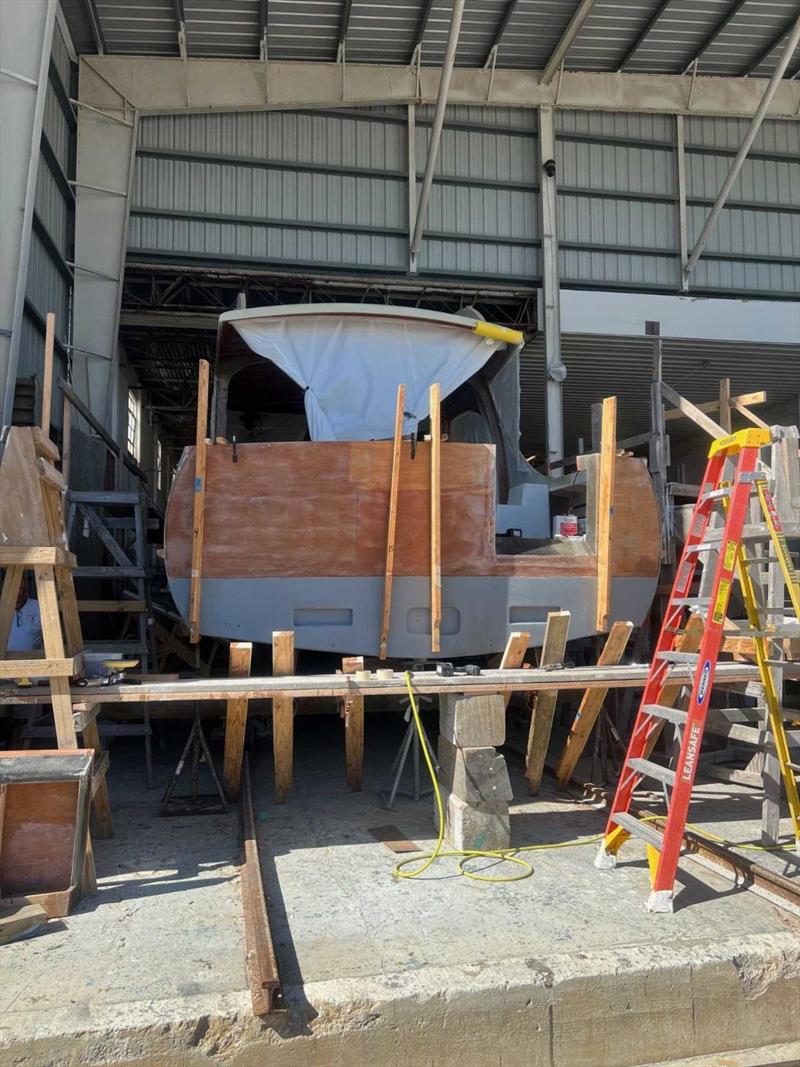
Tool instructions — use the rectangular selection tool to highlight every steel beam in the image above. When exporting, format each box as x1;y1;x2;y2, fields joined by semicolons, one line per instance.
173;0;187;60
83;0;106;55
682;0;748;74
617;0;673;71
483;0;520;68
72;93;138;434
741;15;800;77
410;0;436;62
684;15;800;280
77;55;800;118
409;0;465;267
540;0;597;85
538;106;564;475
0;0;57;429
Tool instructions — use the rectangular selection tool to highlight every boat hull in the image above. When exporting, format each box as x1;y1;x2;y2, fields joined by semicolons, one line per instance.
167;573;657;657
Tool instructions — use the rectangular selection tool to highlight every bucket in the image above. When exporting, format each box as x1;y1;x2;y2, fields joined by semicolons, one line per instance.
552;514;578;538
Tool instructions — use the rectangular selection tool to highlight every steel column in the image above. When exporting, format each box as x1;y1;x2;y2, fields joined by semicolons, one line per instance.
538;105;564;475
409;0;465;269
0;0;58;428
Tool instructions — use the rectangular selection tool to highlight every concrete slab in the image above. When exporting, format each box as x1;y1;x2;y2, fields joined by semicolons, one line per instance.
1;716;798;1067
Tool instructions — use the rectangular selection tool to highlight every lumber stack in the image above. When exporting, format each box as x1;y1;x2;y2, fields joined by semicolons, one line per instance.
435;693;512;851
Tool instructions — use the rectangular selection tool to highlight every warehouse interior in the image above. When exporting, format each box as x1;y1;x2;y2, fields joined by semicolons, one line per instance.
1;1;800;1065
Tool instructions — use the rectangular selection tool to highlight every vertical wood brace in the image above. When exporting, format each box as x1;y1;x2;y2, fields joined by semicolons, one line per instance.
223;641;253;801
595;396;617;632
429;381;441;654
526;610;570;793
379;383;405;660
188;359;209;643
272;630;295;801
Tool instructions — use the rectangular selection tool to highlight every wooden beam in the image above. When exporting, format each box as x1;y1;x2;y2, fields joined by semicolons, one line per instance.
40;313;55;436
429;382;442;654
223;641;253;801
77;600;146;613
82;720;113;838
379;384;405;660
342;656;365;792
1;660;759;704
499;630;530;707
661;382;726;438
272;631;294;801
663;390;766;423
595;396;617;632
525;610;570;794
241;754;283;1015
718;377;732;434
554;620;633;787
188;359;209;643
731;398;770;430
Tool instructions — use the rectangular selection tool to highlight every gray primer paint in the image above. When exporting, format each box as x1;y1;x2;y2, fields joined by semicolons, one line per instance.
168;574;656;657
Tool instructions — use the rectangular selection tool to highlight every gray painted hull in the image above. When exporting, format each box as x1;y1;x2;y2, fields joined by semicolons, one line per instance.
168;574;657;657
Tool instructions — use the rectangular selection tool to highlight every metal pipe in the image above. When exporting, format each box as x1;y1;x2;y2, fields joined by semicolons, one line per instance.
409;0;465;264
683;15;800;279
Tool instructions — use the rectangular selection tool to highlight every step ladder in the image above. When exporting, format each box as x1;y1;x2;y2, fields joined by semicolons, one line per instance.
595;428;800;913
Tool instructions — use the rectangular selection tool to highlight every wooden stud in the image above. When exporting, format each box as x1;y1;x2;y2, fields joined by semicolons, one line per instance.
429;382;442;653
379;384;405;660
188;359;210;643
661;381;725;439
526;610;570;794
223;641;253;801
40;313;55;436
595;396;617;632
341;656;365;791
82;720;114;839
663;389;766;423
272;631;295;801
554;620;633;788
33;567;77;748
719;377;732;433
499;630;530;708
0;566;23;658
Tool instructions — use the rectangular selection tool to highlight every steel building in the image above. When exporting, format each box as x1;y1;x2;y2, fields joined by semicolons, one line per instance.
2;0;799;490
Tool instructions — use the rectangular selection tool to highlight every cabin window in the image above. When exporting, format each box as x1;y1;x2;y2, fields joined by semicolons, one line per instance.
225;360;309;443
126;388;141;460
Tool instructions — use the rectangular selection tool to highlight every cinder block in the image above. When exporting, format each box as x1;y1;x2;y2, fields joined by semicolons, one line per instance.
438;693;505;748
437;737;513;805
435;790;511;852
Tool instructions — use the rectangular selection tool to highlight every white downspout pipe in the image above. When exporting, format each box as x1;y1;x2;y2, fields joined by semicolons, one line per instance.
409;0;465;271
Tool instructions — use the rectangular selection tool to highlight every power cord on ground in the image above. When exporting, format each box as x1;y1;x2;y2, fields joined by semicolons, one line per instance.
393;672;795;884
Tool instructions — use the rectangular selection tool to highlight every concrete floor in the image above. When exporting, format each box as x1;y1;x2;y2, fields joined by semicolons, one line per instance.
1;711;799;1067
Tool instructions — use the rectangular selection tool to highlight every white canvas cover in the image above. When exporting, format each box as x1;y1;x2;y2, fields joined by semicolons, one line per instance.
229;307;502;441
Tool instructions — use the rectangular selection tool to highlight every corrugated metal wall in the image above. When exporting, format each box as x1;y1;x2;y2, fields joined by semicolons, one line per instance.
20;18;75;429
555;110;800;298
130;105;540;281
130;105;799;299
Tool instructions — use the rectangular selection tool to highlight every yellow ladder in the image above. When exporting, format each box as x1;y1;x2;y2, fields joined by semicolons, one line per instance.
736;474;800;848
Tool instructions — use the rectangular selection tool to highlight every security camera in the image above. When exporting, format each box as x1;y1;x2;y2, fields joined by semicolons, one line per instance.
543;158;556;178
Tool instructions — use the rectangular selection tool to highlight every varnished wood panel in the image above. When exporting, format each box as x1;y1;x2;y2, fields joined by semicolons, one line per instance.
0;781;78;894
165;442;660;582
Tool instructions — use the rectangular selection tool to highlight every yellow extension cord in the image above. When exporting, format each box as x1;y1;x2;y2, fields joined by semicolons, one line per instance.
392;672;795;884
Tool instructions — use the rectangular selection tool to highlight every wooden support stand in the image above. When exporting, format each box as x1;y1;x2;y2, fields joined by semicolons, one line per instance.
526;610;571;794
341;655;365;791
429;382;442;654
223;641;253;801
272;631;295;801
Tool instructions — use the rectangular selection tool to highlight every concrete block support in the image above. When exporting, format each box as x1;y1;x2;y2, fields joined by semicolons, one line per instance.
437;737;512;806
0;0;57;427
436;791;511;852
438;693;505;748
72;95;138;436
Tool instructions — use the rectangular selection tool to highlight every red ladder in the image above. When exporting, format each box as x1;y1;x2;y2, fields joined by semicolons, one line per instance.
595;427;772;913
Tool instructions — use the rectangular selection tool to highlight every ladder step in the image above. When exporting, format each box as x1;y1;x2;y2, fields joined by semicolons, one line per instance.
628;757;677;787
656;650;700;664
611;811;665;850
643;704;687;726
670;598;711;609
699;487;733;504
68;491;141;505
739;556;788;567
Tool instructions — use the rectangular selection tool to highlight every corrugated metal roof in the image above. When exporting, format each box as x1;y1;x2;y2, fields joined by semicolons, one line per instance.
62;0;800;77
